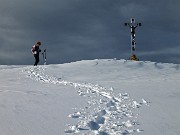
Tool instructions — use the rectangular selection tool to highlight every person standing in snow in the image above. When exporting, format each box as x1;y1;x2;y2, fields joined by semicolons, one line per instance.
31;41;42;66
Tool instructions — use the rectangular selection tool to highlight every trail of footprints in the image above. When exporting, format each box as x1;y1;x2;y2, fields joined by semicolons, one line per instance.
24;66;148;135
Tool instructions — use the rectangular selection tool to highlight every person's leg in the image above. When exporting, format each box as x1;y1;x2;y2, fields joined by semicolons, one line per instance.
34;55;37;66
34;55;39;66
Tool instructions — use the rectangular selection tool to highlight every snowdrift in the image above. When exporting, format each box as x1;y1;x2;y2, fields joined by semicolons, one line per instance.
0;59;180;135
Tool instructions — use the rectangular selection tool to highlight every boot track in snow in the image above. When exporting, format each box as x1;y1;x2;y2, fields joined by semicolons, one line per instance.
24;66;149;135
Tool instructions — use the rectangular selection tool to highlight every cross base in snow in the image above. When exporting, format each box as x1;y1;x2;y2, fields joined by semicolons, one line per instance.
130;54;139;61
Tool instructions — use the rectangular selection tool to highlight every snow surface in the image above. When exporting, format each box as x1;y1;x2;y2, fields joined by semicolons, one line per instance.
0;59;180;135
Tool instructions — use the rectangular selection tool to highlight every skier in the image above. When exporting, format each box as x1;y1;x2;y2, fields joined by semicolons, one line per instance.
31;41;42;66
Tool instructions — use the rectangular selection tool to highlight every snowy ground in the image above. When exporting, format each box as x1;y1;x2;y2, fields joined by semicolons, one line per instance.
0;59;180;135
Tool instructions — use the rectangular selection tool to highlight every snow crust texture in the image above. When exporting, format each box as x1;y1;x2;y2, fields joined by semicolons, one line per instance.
24;59;150;135
1;59;180;135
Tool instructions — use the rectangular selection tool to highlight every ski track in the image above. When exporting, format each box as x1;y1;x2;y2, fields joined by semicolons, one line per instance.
23;66;149;135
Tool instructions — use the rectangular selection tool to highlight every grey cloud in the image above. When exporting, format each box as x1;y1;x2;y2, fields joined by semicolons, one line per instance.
0;0;180;65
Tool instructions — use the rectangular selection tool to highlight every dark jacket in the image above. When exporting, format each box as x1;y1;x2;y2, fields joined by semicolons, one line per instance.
34;45;41;55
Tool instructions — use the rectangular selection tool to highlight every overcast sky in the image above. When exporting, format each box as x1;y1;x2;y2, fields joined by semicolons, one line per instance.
0;0;180;65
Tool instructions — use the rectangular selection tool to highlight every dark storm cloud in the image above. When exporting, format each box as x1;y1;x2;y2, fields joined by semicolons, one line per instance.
0;0;180;65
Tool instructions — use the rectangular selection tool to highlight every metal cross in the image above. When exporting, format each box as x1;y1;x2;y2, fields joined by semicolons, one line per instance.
125;18;141;60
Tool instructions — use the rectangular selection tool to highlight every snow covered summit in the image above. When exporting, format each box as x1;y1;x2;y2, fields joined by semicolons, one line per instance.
0;59;180;135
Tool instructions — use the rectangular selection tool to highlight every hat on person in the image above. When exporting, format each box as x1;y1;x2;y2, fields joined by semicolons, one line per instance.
36;41;41;45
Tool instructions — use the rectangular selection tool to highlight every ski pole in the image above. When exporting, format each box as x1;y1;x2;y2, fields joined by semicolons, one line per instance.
42;49;47;65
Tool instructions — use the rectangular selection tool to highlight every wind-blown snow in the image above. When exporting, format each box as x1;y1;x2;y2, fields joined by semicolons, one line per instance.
0;59;180;135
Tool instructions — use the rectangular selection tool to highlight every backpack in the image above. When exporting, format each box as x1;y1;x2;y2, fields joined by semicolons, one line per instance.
31;45;36;54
